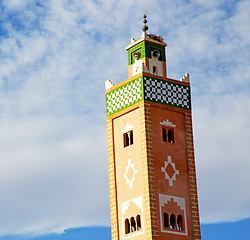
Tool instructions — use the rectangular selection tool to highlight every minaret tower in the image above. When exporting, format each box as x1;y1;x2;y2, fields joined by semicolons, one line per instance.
105;13;201;240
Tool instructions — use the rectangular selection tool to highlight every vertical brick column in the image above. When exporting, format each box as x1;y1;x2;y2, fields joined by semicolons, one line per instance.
107;118;119;240
139;102;158;240
185;112;201;240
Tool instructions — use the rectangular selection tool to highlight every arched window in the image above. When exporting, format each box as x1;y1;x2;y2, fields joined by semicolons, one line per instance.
167;129;174;143
162;128;167;142
130;217;136;232
130;131;134;145
153;66;157;75
136;215;141;230
170;214;176;229
162;128;174;143
123;130;134;147
163;212;169;228
177;215;183;230
125;218;130;234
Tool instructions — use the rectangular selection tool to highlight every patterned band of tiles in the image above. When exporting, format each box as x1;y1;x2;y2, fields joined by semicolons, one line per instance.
106;76;191;117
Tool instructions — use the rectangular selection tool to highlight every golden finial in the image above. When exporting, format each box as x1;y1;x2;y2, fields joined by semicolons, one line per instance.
142;12;148;33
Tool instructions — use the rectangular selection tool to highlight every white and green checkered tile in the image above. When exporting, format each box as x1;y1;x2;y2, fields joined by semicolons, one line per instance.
106;77;143;116
106;76;191;117
143;76;191;109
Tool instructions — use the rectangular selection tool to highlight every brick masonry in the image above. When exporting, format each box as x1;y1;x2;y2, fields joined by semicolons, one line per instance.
106;118;119;240
139;102;158;240
185;112;201;240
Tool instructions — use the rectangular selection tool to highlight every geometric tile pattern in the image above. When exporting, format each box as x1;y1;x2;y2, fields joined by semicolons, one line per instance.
106;77;143;116
143;76;191;109
123;158;138;189
161;156;179;186
106;75;191;117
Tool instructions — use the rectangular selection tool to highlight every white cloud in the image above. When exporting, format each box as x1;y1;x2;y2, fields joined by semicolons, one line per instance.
0;116;109;235
194;92;250;222
2;0;32;11
0;0;249;236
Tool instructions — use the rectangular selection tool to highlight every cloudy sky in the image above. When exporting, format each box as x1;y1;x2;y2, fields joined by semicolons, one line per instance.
0;0;249;237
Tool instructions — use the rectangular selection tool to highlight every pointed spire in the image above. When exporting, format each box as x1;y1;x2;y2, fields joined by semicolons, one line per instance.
142;12;148;38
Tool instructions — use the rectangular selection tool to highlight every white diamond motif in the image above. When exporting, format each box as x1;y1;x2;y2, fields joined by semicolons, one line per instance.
161;156;179;186
123;158;138;189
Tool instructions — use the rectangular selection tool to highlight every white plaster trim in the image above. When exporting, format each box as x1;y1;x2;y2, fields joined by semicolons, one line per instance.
125;37;167;51
105;79;114;90
121;196;144;239
121;196;143;215
123;159;138;189
121;124;134;133
148;58;163;77
180;73;190;83
132;59;143;76
160;119;176;128
159;194;188;236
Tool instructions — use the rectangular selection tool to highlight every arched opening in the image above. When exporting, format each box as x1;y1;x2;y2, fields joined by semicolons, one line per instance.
130;217;136;232
125;218;130;234
123;130;134;147
153;66;157;75
177;214;183;230
163;212;169;228
162;128;174;143
167;129;174;143
130;131;134;145
162;128;167;142
136;215;141;230
124;132;129;147
170;214;176;229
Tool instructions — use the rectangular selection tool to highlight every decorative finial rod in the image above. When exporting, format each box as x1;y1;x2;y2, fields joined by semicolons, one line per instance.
142;12;148;34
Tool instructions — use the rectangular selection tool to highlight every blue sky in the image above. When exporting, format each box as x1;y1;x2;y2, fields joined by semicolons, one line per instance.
0;0;249;239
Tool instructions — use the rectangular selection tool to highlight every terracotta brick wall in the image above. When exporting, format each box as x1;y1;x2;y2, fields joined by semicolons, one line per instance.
107;118;119;240
185;112;201;240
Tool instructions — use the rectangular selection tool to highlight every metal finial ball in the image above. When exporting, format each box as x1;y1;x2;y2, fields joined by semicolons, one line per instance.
142;26;148;32
143;19;147;24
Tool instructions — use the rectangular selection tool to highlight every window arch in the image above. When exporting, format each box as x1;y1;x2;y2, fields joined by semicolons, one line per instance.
123;130;134;147
125;218;130;234
167;129;174;143
130;217;136;232
163;212;169;228
162;128;167;142
162;127;174;143
177;214;183;230
153;66;157;75
170;214;176;229
136;215;141;230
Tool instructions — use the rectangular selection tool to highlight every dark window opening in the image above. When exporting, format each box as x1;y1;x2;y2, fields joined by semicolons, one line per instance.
162;128;167;142
163;213;169;228
123;130;134;147
170;214;176;229
130;131;133;145
136;215;141;230
153;66;157;75
162;128;174;143
168;129;174;143
125;218;130;234
124;215;142;235
130;217;136;232
163;212;184;232
177;215;183;230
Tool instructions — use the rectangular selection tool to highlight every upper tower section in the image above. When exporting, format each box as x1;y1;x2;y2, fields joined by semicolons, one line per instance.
126;13;167;78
